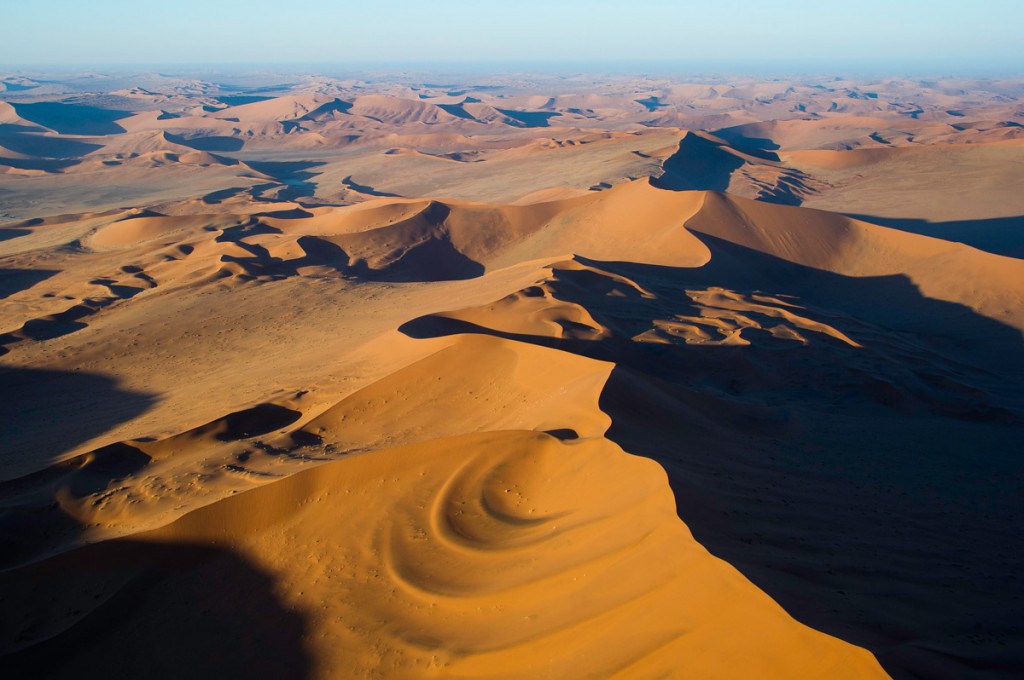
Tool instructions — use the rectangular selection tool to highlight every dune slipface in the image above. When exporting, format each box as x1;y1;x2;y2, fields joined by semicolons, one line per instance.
2;71;1023;679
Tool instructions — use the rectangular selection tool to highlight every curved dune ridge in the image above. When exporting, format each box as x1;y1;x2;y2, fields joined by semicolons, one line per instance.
0;431;886;679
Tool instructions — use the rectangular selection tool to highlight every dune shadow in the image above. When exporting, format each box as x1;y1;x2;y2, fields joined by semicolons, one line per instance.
209;207;483;283
0;123;47;135
0;132;102;159
298;99;354;122
0;539;312;679
354;237;485;282
165;132;245;153
437;103;476;120
652;133;745;193
256;207;315;219
0;270;57;299
2;82;36;93
635;96;667;113
0;156;81;172
244;160;324;201
0;285;148;353
494;108;561;128
201;186;246;204
399;238;1024;678
0;401;302;571
341;175;402;197
0;367;157;480
846;213;1024;260
215;95;274;107
10;102;132;136
711;125;782;153
0;230;29;243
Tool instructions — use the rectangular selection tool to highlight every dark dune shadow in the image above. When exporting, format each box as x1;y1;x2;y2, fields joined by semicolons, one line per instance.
635;96;667;112
0;82;37;93
215;95;275;107
14;311;95;340
0;539;312;679
0;230;29;243
671;234;1024;380
604;368;1024;680
0;288;146;354
0;440;151;569
201;186;246;204
0;402;299;570
10;102;132;136
846;213;1024;260
349;236;485;282
652;133;745;193
164;132;245;153
293;235;350;273
0;156;80;172
0;124;48;135
711;125;782;154
0;367;156;480
211;403;302;442
399;241;1024;678
255;207;315;219
438;103;476;120
298;98;353;122
0;133;101;159
0;269;58;299
208;213;484;283
244;160;324;201
494;108;561;127
341;175;401;197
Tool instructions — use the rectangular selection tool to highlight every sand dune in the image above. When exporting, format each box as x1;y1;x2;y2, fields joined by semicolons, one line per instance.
0;430;885;679
2;71;1023;679
209;94;331;123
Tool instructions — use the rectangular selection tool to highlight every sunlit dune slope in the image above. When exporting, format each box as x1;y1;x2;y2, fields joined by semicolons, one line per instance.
0;429;886;679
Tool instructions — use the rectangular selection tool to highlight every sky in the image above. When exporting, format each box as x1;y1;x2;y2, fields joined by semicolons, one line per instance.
2;0;1023;74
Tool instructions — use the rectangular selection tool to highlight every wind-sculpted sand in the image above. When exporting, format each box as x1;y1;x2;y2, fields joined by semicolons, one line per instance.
2;71;1023;678
1;429;885;678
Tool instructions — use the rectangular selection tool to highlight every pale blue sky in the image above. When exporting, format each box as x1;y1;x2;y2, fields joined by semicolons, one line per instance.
2;0;1023;73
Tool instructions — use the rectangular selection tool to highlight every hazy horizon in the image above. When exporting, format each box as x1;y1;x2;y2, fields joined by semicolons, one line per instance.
4;58;1023;82
2;0;1023;76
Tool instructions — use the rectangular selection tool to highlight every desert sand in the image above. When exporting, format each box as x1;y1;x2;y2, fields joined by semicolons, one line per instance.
1;70;1022;679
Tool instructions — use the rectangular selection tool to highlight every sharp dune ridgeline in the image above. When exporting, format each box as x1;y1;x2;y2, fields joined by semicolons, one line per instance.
1;71;1023;679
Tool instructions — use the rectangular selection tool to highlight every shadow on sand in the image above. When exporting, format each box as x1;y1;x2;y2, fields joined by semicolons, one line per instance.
847;213;1024;260
243;160;324;201
400;237;1024;679
0;269;58;300
652;133;745;193
0;538;312;679
0;367;157;480
165;132;246;153
10;102;133;136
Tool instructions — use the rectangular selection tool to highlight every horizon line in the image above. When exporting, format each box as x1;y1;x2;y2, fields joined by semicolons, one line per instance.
3;58;1024;80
